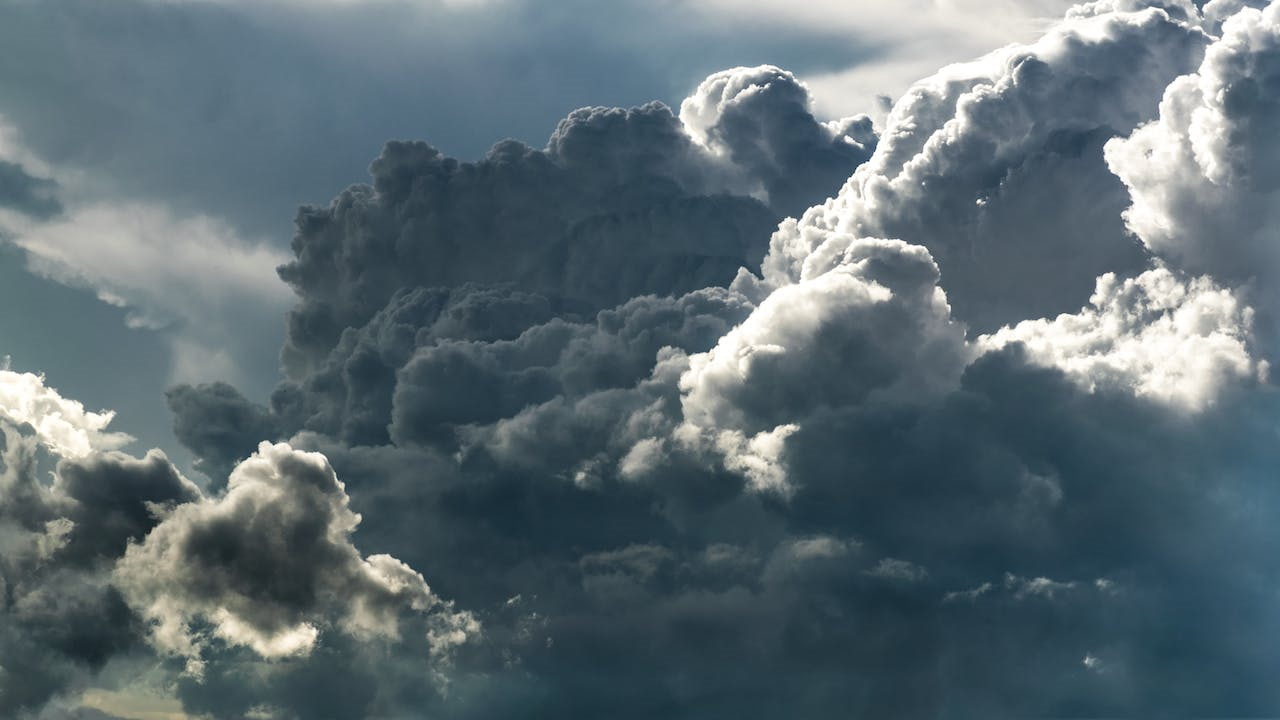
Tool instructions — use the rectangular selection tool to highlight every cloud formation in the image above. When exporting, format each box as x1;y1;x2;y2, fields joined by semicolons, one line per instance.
1107;1;1280;340
11;0;1280;717
757;2;1211;330
0;368;133;458
0;371;471;717
149;3;1280;715
276;69;872;379
113;441;477;678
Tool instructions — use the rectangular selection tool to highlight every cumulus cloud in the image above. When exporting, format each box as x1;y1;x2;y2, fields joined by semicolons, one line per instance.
981;266;1267;409
113;441;477;677
0;376;189;715
0;368;133;459
0;367;473;717
759;3;1210;330
1107;1;1280;339
274;75;872;378
681;238;967;435
680;65;877;215
114;0;1280;717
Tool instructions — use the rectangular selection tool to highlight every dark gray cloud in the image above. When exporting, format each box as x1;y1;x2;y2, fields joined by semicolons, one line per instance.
0;421;184;714
0;371;472;717
112;441;476;680
151;3;1280;717
8;0;1280;717
166;381;283;483
276;71;871;379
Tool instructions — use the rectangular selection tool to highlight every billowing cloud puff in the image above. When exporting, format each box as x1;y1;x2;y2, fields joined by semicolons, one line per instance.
760;3;1210;330
675;238;969;493
0;378;193;715
166;380;284;483
0;371;474;717
682;238;966;436
113;441;477;676
1107;2;1280;309
0;368;133;458
275;73;873;377
982;266;1266;409
680;65;877;215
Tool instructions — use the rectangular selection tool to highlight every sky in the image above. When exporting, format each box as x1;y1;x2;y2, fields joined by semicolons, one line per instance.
5;0;1280;718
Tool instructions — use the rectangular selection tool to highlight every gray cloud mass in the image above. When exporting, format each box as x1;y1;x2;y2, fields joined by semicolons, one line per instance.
5;1;1280;718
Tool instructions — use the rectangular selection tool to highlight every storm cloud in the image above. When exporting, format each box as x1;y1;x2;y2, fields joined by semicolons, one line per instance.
5;0;1280;717
0;370;470;718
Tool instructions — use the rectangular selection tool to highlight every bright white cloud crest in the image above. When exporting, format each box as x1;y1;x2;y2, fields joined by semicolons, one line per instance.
0;368;133;458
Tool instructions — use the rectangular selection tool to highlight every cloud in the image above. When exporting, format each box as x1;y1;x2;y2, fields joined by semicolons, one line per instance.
9;204;288;329
680;65;877;214
0;367;472;717
0;117;292;393
2;202;293;387
275;78;871;378
165;382;283;484
759;2;1210;330
1106;1;1280;340
0;378;187;715
55;0;1280;717
680;238;967;437
112;441;477;678
685;0;1085;118
0;368;133;459
981;266;1267;409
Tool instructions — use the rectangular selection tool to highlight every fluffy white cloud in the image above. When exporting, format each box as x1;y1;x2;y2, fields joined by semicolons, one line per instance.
1107;2;1280;293
981;267;1266;409
673;238;967;494
679;65;876;213
682;239;966;431
758;2;1209;329
0;368;133;458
